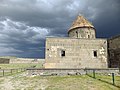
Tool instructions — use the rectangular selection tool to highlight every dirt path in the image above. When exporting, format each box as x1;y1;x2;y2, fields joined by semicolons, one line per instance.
0;72;27;90
0;72;48;90
0;76;14;90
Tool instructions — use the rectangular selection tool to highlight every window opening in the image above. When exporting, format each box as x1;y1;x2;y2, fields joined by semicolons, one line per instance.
76;31;78;38
61;50;65;57
93;51;97;57
88;35;90;38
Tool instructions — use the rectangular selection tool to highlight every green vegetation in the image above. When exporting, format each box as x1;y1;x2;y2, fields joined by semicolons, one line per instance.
0;61;44;69
46;75;120;90
0;62;44;77
87;73;120;86
0;62;119;90
1;74;119;90
0;63;35;69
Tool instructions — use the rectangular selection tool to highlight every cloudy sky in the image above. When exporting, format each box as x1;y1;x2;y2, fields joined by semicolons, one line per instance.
0;0;120;58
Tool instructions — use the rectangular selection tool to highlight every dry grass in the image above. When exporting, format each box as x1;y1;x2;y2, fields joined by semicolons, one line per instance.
0;73;120;90
0;63;119;90
0;62;44;69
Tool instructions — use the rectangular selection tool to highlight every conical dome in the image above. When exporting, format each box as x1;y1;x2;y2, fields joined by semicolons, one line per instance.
68;15;94;32
68;15;96;39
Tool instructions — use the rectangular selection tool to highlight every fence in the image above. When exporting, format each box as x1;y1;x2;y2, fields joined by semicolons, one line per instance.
26;68;120;87
85;68;120;87
0;65;36;77
0;68;26;77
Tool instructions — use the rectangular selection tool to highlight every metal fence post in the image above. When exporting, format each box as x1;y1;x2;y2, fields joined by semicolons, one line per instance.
93;70;95;78
3;70;4;76
11;69;12;74
112;73;115;85
86;70;87;75
119;60;120;72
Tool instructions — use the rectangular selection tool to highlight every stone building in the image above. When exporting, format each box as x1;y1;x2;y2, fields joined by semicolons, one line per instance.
0;58;10;64
44;16;108;68
108;35;120;68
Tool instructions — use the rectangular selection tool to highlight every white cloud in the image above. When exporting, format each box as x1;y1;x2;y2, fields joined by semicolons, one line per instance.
0;17;49;42
0;46;23;56
0;17;49;56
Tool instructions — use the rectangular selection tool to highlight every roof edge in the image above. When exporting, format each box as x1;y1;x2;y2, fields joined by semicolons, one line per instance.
68;26;96;33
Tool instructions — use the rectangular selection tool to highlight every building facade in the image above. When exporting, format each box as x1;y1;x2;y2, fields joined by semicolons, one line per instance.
108;35;120;68
45;16;108;68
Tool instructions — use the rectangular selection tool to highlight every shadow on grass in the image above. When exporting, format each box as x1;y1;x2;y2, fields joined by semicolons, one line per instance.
87;74;120;88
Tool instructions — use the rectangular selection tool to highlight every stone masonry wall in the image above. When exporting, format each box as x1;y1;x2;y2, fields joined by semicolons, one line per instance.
68;27;96;39
27;68;120;76
45;37;108;68
108;35;120;68
0;58;10;64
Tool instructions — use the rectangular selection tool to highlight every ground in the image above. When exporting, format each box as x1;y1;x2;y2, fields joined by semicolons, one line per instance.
0;73;120;90
0;63;120;90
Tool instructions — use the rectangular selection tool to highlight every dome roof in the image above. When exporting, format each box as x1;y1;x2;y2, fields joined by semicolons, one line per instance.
68;15;94;32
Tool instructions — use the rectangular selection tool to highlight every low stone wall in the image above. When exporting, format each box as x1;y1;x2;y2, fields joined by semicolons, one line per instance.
26;68;120;76
85;68;119;75
10;58;44;64
0;58;10;64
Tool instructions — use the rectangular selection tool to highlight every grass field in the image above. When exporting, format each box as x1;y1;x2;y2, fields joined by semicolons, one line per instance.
0;73;119;90
0;61;44;69
0;63;120;90
0;61;44;77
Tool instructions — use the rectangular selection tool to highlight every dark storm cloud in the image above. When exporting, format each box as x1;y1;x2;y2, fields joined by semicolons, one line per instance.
84;0;120;37
0;17;49;57
0;0;119;58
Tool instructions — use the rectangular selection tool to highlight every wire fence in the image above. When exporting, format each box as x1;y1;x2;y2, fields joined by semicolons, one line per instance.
85;69;120;88
0;68;26;77
0;65;36;77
